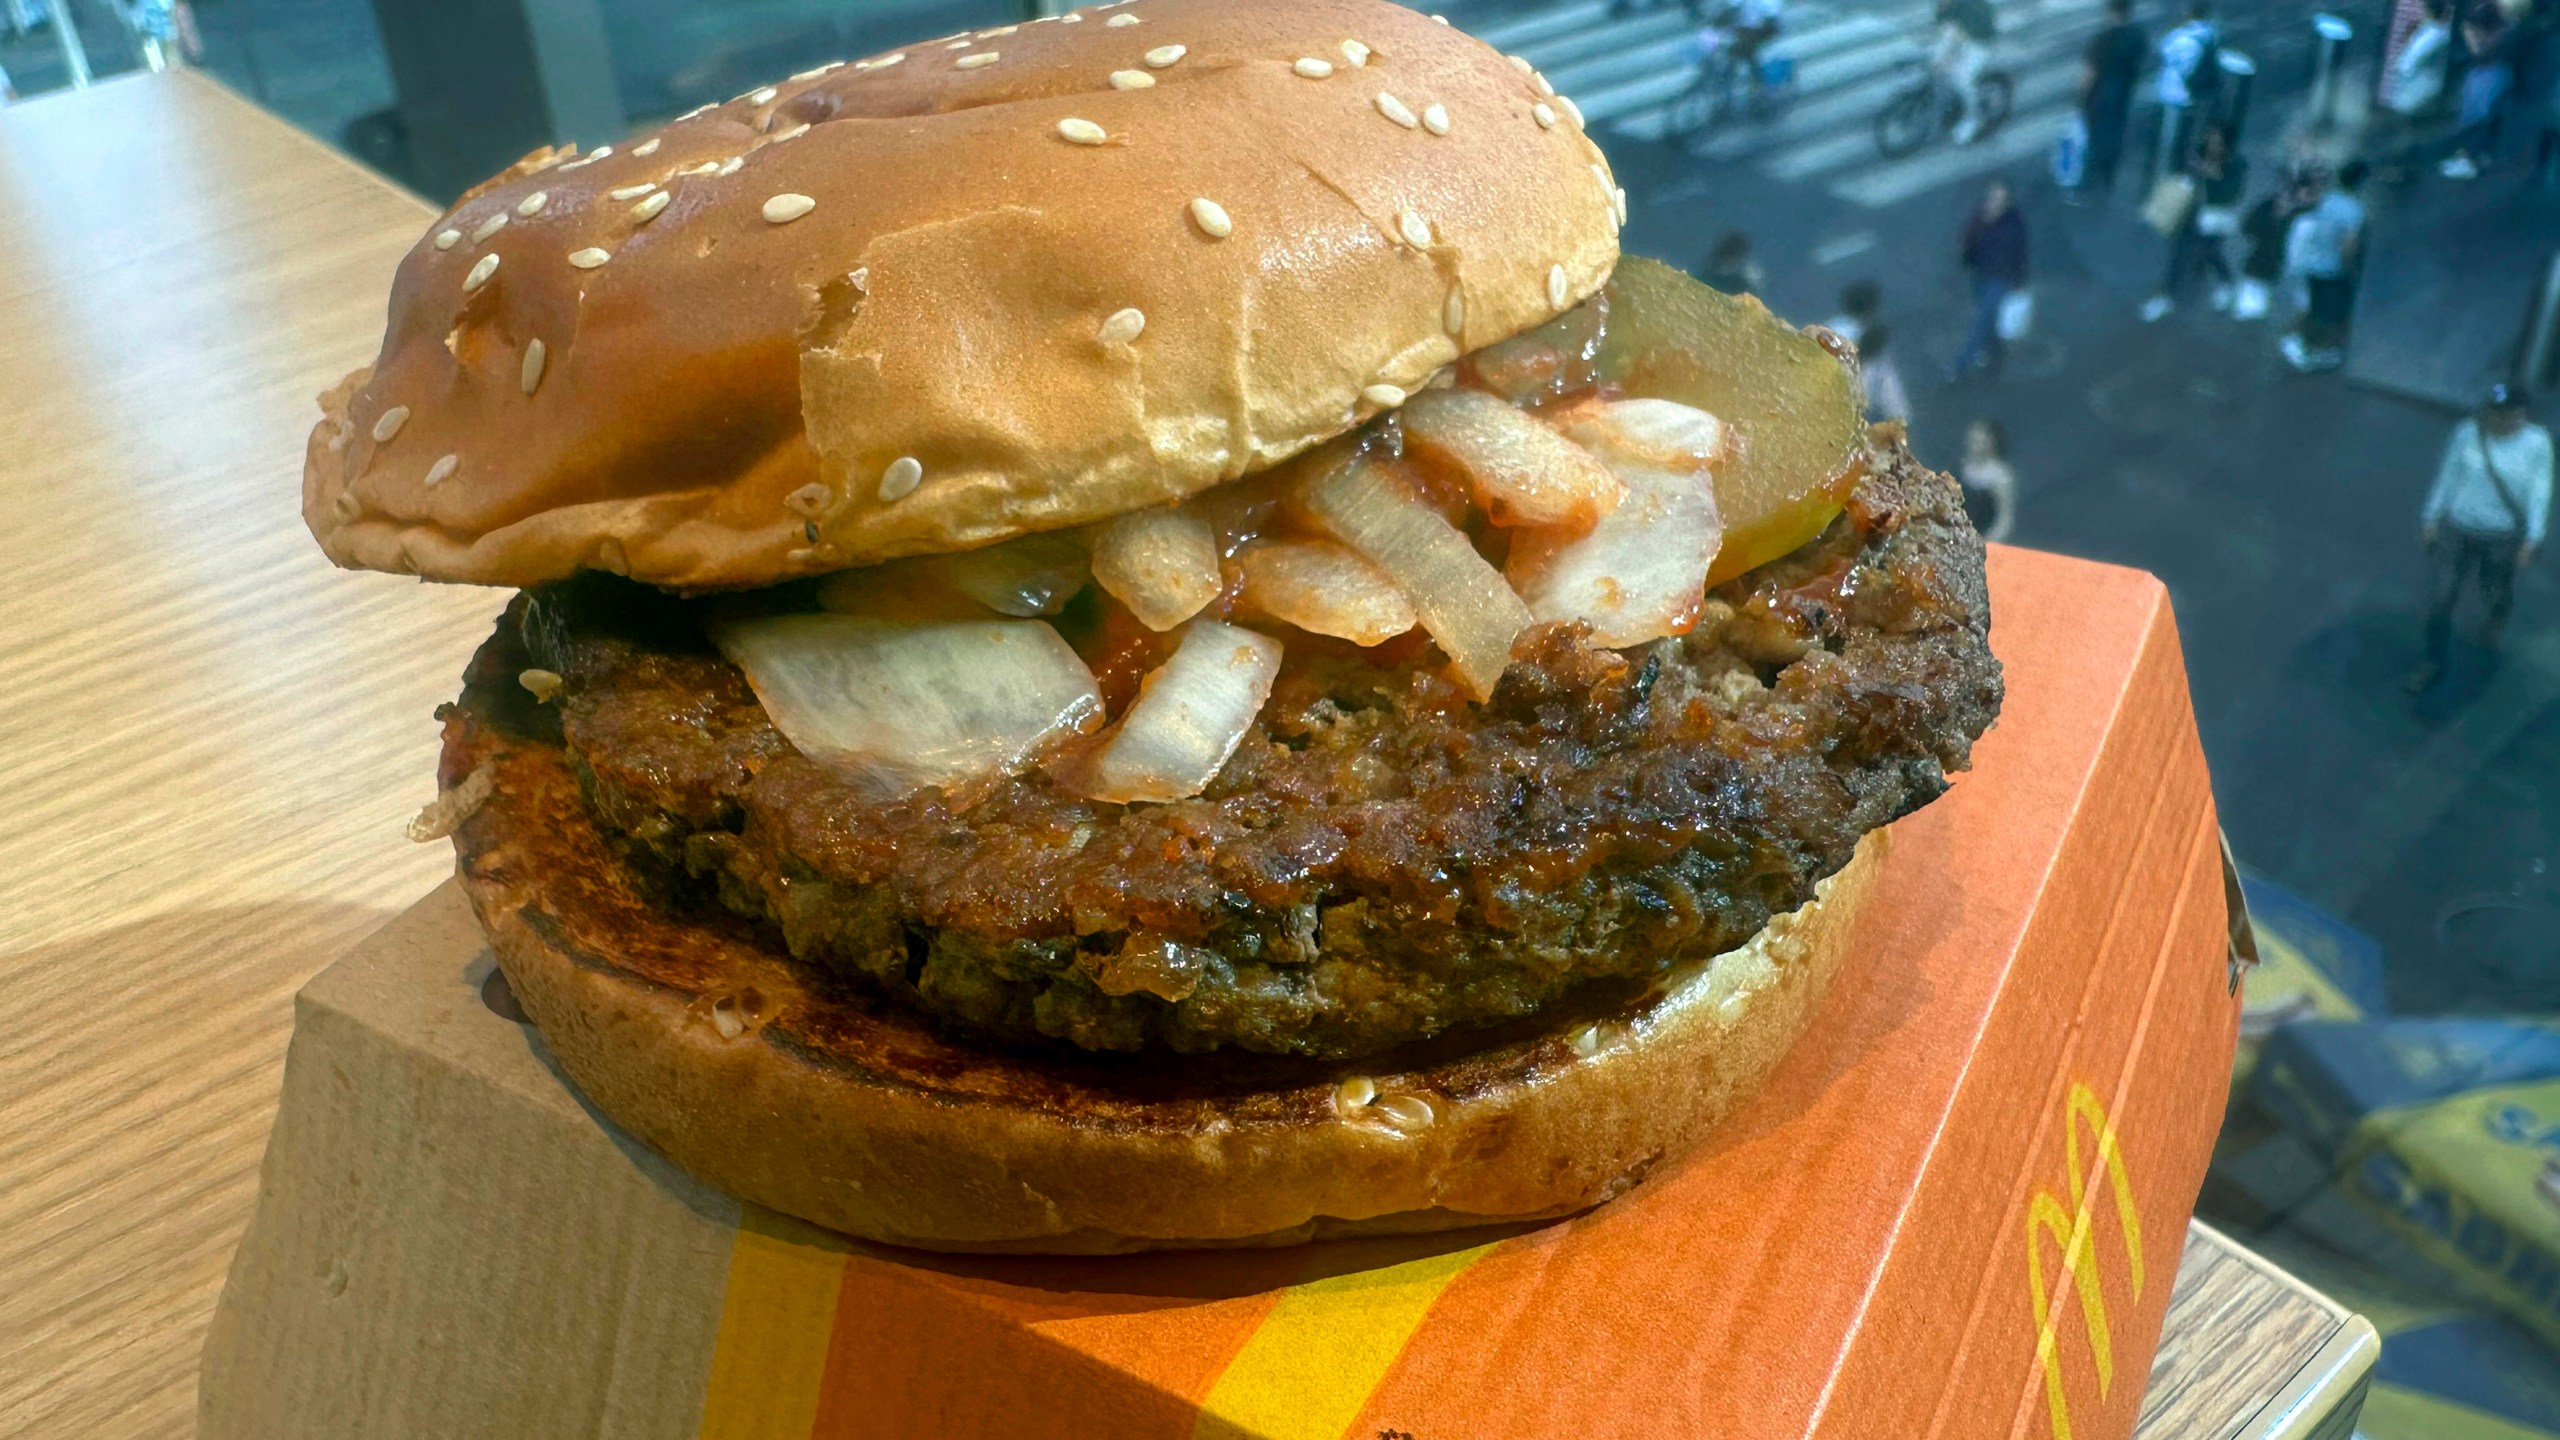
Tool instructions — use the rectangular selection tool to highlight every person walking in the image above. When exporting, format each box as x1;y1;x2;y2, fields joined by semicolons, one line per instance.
2280;160;2367;372
1955;178;2028;378
1823;280;1882;346
2442;0;2515;178
1958;419;2018;542
2406;383;2552;691
1934;0;2000;145
1700;230;1762;295
2075;0;2149;202
1858;324;1913;423
2153;1;2221;181
2142;123;2246;319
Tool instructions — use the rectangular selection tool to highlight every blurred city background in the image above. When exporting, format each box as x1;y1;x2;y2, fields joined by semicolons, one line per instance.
7;0;2560;1430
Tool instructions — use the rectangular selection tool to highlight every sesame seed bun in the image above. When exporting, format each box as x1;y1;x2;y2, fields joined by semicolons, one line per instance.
305;0;1623;592
446;706;1879;1253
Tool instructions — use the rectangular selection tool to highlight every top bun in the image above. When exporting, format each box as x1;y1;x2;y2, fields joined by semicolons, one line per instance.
306;0;1623;591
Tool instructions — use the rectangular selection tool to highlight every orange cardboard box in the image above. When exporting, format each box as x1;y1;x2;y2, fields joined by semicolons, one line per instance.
201;546;2241;1440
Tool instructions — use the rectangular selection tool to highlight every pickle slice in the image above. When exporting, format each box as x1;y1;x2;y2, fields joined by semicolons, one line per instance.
1595;255;1866;586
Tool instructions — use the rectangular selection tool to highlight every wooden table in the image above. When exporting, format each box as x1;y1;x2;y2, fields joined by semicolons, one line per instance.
0;72;2374;1440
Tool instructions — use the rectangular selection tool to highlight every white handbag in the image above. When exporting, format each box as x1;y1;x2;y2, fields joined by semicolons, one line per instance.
1996;288;2034;341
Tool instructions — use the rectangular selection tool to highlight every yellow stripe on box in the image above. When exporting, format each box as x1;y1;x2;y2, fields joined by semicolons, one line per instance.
1192;1241;1498;1440
699;1206;852;1440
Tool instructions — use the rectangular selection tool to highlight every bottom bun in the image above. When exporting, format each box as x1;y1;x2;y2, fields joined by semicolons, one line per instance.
448;711;1883;1253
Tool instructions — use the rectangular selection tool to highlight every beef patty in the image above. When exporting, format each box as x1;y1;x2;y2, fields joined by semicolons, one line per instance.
447;438;2001;1060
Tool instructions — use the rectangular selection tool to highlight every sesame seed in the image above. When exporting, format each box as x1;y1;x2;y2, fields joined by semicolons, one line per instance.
880;455;923;501
790;62;841;80
1143;43;1185;67
762;192;816;224
556;144;612;171
946;38;974;48
1060;10;1082;20
372;406;410;443
1110;69;1155;88
1375;91;1418;128
1105;11;1140;24
568;246;611;268
773;122;811;141
1056;117;1108;145
784;482;835;518
1292;56;1334;78
1340;38;1370;66
679;103;713;120
1557;95;1584;127
633;137;663;156
685;160;722;175
1097;307;1146;344
631;190;672;221
1363;383;1408;408
472;212;509;242
980;23;1018;35
608;182;658;200
1443;285;1465;335
433;228;461;250
464;253;500;291
520;338;547;395
855;51;906;70
1548;263;1569;309
1533;102;1557;129
1396;208;1431;248
518;668;564;702
1189;195;1233;237
424;453;459;487
716;156;744;177
331;491;360;520
1432;12;1449;21
1334;1076;1377;1111
516;190;549;217
748;85;778;104
1507;54;1531;73
1422;102;1450;135
1533;70;1556;97
1613;187;1629;224
956;50;999;68
1570;1022;1605;1057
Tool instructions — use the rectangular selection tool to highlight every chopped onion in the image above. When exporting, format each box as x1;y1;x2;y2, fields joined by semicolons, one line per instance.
711;614;1103;802
937;531;1090;616
1506;398;1725;648
1091;506;1223;631
1074;620;1283;804
1232;539;1418;646
1300;454;1531;699
1397;386;1626;528
817;532;1088;620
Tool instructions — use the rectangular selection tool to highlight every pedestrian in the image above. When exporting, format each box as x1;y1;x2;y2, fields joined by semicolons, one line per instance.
1934;0;1999;145
1958;419;2018;543
2280;160;2367;372
2406;383;2551;691
1955;177;2028;379
1824;280;1882;347
2153;1;2221;180
2384;0;2456;122
2075;0;2149;202
2442;0;2514;179
1700;230;1762;295
2142;123;2246;320
1858;324;1912;424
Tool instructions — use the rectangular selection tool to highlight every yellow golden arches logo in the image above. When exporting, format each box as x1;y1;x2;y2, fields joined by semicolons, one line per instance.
2025;1082;2145;1440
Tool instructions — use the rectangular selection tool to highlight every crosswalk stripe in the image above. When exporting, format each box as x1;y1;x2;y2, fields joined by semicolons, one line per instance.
1486;0;2153;209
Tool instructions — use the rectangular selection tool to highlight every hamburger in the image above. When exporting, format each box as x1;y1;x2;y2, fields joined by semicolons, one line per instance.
307;0;2002;1252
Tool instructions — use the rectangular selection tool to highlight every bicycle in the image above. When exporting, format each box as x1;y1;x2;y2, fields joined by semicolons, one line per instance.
1667;30;1796;143
1872;58;2014;158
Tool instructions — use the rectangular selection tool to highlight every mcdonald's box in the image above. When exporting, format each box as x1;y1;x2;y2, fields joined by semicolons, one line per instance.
200;547;2243;1440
